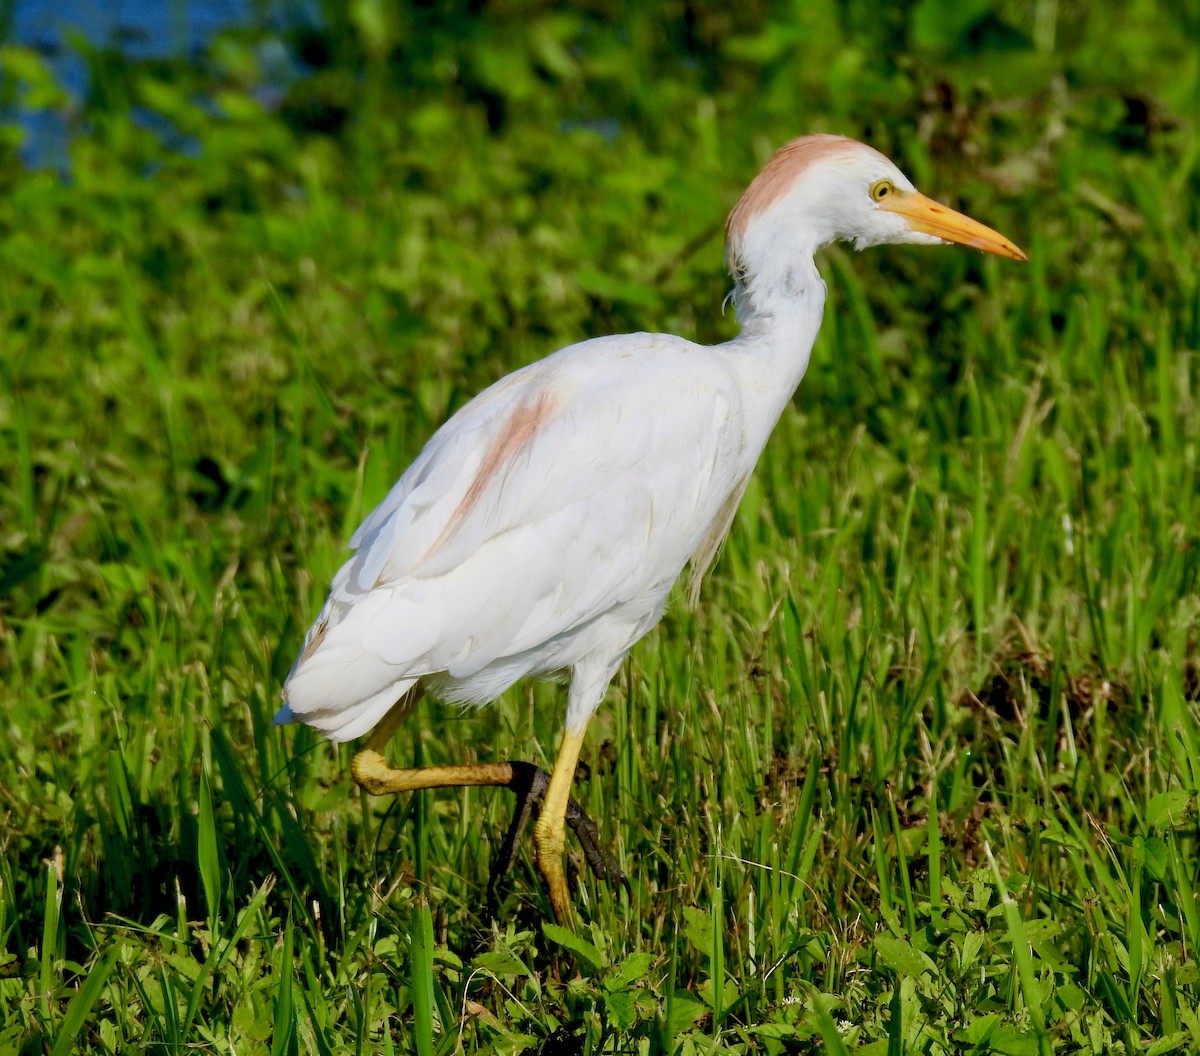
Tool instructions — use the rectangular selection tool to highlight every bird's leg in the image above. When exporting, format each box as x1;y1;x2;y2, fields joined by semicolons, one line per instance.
563;794;626;888
351;696;621;912
350;693;518;794
488;762;626;909
534;727;587;925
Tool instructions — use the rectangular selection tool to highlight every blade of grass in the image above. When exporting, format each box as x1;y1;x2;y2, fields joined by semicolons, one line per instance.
411;896;436;1056
926;778;942;927
711;846;725;1029
271;912;296;1056
809;986;851;1056
39;855;61;1024
48;944;120;1056
985;842;1051;1056
888;789;916;935
197;767;220;934
181;877;276;1039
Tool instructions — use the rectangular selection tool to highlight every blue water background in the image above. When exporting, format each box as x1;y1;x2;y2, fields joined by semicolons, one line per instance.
7;0;292;168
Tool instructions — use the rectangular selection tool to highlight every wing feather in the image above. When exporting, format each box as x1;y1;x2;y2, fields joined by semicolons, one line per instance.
281;334;745;735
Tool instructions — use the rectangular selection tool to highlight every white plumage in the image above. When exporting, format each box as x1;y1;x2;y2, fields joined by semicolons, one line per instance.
279;335;759;740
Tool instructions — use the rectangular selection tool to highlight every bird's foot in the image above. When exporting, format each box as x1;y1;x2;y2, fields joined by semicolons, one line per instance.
487;761;627;910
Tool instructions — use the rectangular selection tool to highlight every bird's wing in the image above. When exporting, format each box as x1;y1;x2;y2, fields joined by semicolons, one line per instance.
284;334;745;719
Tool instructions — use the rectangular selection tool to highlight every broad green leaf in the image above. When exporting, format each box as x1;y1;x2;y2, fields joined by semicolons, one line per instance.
681;906;713;959
606;951;655;990
956;1016;1041;1055
667;992;708;1036
603;988;638;1030
1147;1032;1193;1056
1147;790;1193;829
473;949;532;980
873;935;935;979
542;923;605;974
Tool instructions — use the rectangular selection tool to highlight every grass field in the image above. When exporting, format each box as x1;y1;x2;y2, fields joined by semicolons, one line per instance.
1;3;1199;1052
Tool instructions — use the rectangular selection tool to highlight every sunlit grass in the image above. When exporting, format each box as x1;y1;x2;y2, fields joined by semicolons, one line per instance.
2;11;1200;1052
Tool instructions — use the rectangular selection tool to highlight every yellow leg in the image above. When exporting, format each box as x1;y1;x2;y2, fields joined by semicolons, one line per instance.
350;692;516;795
534;727;587;925
350;691;601;922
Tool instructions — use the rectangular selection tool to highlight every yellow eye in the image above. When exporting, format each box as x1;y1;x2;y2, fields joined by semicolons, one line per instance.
870;179;894;202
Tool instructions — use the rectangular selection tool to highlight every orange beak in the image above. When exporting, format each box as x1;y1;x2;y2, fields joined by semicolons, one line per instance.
880;190;1027;261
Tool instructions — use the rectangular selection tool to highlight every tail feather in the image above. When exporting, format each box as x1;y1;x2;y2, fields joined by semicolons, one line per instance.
278;676;418;743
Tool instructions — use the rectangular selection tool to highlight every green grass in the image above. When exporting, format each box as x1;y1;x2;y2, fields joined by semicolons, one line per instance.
2;2;1200;1052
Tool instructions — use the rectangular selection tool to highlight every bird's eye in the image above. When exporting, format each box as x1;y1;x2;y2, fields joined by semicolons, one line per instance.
870;179;894;202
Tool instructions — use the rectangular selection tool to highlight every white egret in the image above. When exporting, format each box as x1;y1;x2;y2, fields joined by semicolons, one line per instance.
276;134;1026;923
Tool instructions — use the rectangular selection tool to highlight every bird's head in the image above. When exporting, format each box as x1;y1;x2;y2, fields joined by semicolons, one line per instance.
726;135;1025;313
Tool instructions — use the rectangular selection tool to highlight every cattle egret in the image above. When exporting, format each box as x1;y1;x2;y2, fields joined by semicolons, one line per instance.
276;134;1026;923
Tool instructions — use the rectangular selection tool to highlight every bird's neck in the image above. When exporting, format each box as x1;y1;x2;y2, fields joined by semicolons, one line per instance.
731;249;825;328
721;255;827;460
